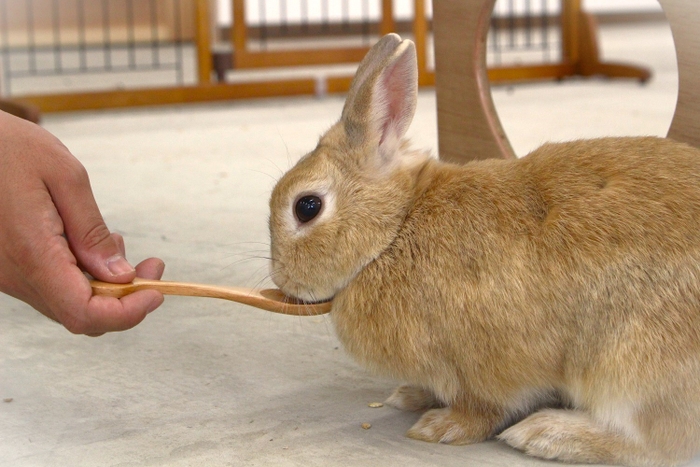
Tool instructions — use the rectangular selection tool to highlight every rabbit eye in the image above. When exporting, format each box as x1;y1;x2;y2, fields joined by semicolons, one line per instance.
295;195;322;223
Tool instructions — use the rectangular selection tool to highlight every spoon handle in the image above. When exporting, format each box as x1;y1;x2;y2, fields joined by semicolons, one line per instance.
89;278;331;316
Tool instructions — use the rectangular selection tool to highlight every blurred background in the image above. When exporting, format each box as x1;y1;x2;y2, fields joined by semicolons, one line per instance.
0;0;668;112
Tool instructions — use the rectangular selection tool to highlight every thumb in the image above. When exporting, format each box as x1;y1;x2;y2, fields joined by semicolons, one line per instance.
47;156;136;282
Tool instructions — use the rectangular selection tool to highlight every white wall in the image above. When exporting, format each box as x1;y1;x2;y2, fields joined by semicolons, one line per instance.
584;0;662;12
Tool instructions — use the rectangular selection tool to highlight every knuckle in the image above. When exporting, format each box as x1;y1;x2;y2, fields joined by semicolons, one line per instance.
61;158;90;187
78;222;113;251
43;143;90;187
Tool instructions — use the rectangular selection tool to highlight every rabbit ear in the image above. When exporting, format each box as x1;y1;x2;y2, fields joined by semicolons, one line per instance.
344;33;403;105
341;34;418;167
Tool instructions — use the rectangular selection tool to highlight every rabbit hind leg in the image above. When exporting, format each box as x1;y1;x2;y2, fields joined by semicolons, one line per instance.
498;407;695;467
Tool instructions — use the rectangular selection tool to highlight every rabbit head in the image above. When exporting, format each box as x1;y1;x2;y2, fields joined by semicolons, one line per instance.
268;34;429;302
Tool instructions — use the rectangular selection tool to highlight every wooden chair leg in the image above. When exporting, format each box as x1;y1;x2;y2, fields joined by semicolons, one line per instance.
576;11;651;83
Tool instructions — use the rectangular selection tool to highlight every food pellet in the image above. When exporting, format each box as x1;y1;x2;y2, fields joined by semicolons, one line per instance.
368;402;383;408
361;423;372;430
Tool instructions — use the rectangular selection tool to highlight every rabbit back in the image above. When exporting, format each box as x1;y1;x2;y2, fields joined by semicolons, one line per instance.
333;136;700;409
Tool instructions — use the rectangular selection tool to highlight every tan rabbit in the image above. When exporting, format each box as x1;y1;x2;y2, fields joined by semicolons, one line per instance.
268;33;700;467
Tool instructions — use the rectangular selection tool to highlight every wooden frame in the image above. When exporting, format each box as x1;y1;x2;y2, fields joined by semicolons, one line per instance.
432;0;516;162
9;0;397;113
432;0;699;164
418;0;651;90
5;0;661;116
11;0;217;112
196;0;214;84
2;0;214;116
662;0;700;149
0;0;198;46
230;0;394;69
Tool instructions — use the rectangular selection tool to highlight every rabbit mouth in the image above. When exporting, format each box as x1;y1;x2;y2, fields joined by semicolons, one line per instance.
298;295;333;306
279;278;334;304
269;261;336;302
288;284;334;304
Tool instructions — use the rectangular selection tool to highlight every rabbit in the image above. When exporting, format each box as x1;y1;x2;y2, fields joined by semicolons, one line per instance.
268;33;700;467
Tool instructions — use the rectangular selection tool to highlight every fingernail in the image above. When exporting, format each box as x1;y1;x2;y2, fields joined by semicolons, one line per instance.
106;255;135;276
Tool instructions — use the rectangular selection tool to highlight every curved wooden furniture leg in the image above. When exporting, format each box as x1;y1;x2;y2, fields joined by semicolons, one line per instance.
433;0;516;163
576;11;651;83
660;0;700;149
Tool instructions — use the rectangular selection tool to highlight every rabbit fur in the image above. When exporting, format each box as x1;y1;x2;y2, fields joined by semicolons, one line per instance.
268;33;700;467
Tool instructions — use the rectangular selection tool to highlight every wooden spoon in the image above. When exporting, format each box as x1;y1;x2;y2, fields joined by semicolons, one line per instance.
90;278;332;316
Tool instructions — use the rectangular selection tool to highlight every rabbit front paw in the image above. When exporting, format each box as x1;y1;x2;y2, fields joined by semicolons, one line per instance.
385;385;444;412
407;407;497;445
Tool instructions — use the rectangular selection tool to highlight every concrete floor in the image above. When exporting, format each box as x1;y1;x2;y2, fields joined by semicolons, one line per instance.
2;21;697;467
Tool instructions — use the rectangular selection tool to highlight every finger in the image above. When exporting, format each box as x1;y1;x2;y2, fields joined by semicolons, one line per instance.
135;257;166;280
48;262;165;335
82;258;165;335
28;228;159;335
46;156;135;283
83;290;164;335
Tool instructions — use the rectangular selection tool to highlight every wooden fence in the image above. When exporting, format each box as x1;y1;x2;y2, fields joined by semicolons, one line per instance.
0;0;651;114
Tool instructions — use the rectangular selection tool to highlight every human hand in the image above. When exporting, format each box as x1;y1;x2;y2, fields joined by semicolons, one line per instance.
0;111;165;336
